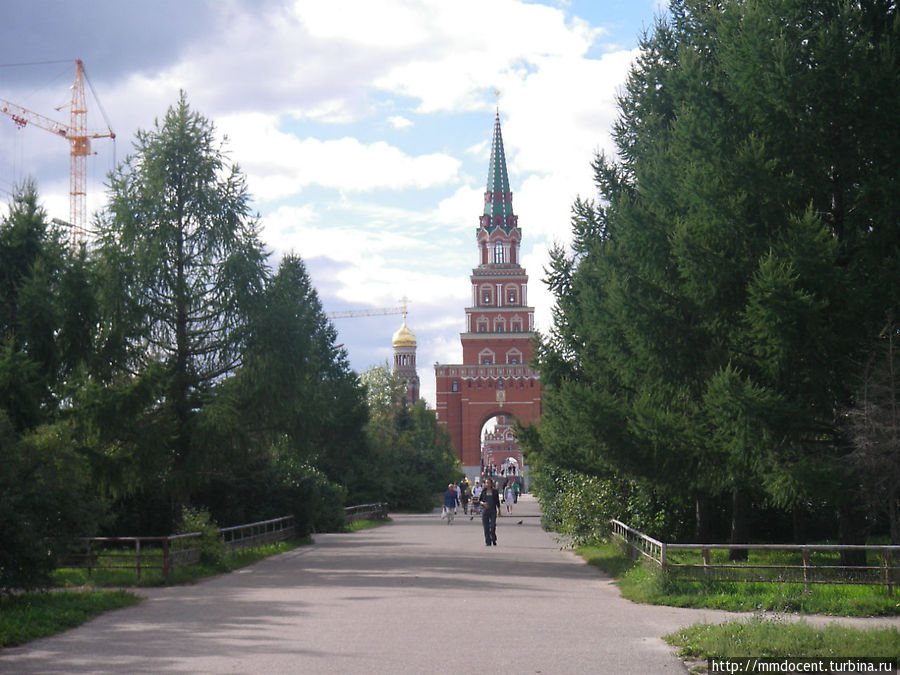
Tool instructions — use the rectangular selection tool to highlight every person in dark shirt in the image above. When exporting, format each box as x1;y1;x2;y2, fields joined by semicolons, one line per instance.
479;478;501;546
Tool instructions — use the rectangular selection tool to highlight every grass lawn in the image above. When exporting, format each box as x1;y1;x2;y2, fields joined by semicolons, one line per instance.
664;616;899;664
0;590;141;649
579;541;900;666
578;541;900;617
3;521;387;651
3;538;311;650
344;518;390;532
51;538;311;588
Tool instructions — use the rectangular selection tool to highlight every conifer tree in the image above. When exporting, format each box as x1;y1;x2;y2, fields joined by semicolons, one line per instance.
531;0;900;546
95;93;268;511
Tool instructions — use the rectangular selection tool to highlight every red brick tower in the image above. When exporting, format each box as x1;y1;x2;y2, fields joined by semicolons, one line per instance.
434;112;541;476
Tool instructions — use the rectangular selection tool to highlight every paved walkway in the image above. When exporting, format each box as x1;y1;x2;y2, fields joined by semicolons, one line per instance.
2;495;896;674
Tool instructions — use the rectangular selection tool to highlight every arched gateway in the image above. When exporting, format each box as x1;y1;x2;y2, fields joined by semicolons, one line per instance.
434;113;541;477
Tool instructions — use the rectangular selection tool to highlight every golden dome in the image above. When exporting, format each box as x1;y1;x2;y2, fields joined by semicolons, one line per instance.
392;316;417;347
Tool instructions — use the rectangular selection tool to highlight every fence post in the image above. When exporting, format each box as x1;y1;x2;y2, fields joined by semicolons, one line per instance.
87;539;93;578
660;541;667;570
135;539;141;581
703;547;710;580
802;548;810;590
885;550;893;597
162;537;170;582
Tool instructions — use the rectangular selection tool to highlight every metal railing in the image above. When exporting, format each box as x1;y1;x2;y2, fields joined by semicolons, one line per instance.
221;516;295;554
610;519;899;595
61;506;388;581
611;519;668;566
60;516;297;581
344;503;389;523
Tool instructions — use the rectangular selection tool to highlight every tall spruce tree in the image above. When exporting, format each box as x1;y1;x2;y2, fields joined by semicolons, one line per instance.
531;0;900;546
0;182;107;586
236;254;368;482
95;93;268;512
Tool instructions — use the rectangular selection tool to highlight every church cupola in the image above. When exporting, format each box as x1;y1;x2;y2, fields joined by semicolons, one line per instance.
392;313;420;405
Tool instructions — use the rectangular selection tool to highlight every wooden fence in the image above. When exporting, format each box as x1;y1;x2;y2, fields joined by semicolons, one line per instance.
60;533;202;582
61;505;391;581
62;515;296;581
611;519;900;595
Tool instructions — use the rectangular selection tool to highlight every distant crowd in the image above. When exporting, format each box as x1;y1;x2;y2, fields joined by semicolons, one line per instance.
441;472;523;520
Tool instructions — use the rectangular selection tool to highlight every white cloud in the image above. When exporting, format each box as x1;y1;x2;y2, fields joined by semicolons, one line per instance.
217;113;462;200
387;115;413;129
291;0;436;50
369;0;604;113
1;0;648;410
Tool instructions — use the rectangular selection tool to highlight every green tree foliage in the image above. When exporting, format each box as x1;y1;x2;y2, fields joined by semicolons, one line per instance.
176;507;224;566
0;95;387;581
0;412;105;590
94;93;269;512
0;183;108;589
0;182;73;429
845;316;900;543
530;0;900;545
190;254;365;530
240;255;367;475
361;365;459;510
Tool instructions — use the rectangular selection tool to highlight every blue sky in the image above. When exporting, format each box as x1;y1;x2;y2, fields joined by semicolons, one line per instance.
0;0;664;406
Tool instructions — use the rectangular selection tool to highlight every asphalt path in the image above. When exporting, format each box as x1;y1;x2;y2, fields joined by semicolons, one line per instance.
2;495;897;674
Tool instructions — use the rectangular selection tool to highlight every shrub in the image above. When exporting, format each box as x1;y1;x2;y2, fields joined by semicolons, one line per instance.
177;507;224;566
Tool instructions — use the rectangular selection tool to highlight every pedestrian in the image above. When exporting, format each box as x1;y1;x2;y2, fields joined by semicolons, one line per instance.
479;478;501;546
443;483;458;524
470;480;483;519
460;481;470;515
504;482;514;514
512;478;520;504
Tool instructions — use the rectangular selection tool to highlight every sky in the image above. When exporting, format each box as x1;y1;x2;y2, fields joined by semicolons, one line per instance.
0;0;664;407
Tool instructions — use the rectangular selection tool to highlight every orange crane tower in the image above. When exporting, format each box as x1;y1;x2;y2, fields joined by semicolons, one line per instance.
0;59;115;245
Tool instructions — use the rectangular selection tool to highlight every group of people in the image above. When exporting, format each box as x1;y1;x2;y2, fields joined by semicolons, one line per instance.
441;476;521;546
481;462;518;477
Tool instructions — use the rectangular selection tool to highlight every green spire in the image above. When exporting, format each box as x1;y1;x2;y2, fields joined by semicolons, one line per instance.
480;112;517;232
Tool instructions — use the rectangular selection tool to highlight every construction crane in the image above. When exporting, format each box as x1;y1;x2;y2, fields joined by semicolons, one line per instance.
0;59;115;245
326;298;410;320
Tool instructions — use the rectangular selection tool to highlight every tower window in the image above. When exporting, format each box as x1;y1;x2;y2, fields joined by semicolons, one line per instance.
452;380;459;392
508;290;516;303
482;291;491;304
494;241;504;263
